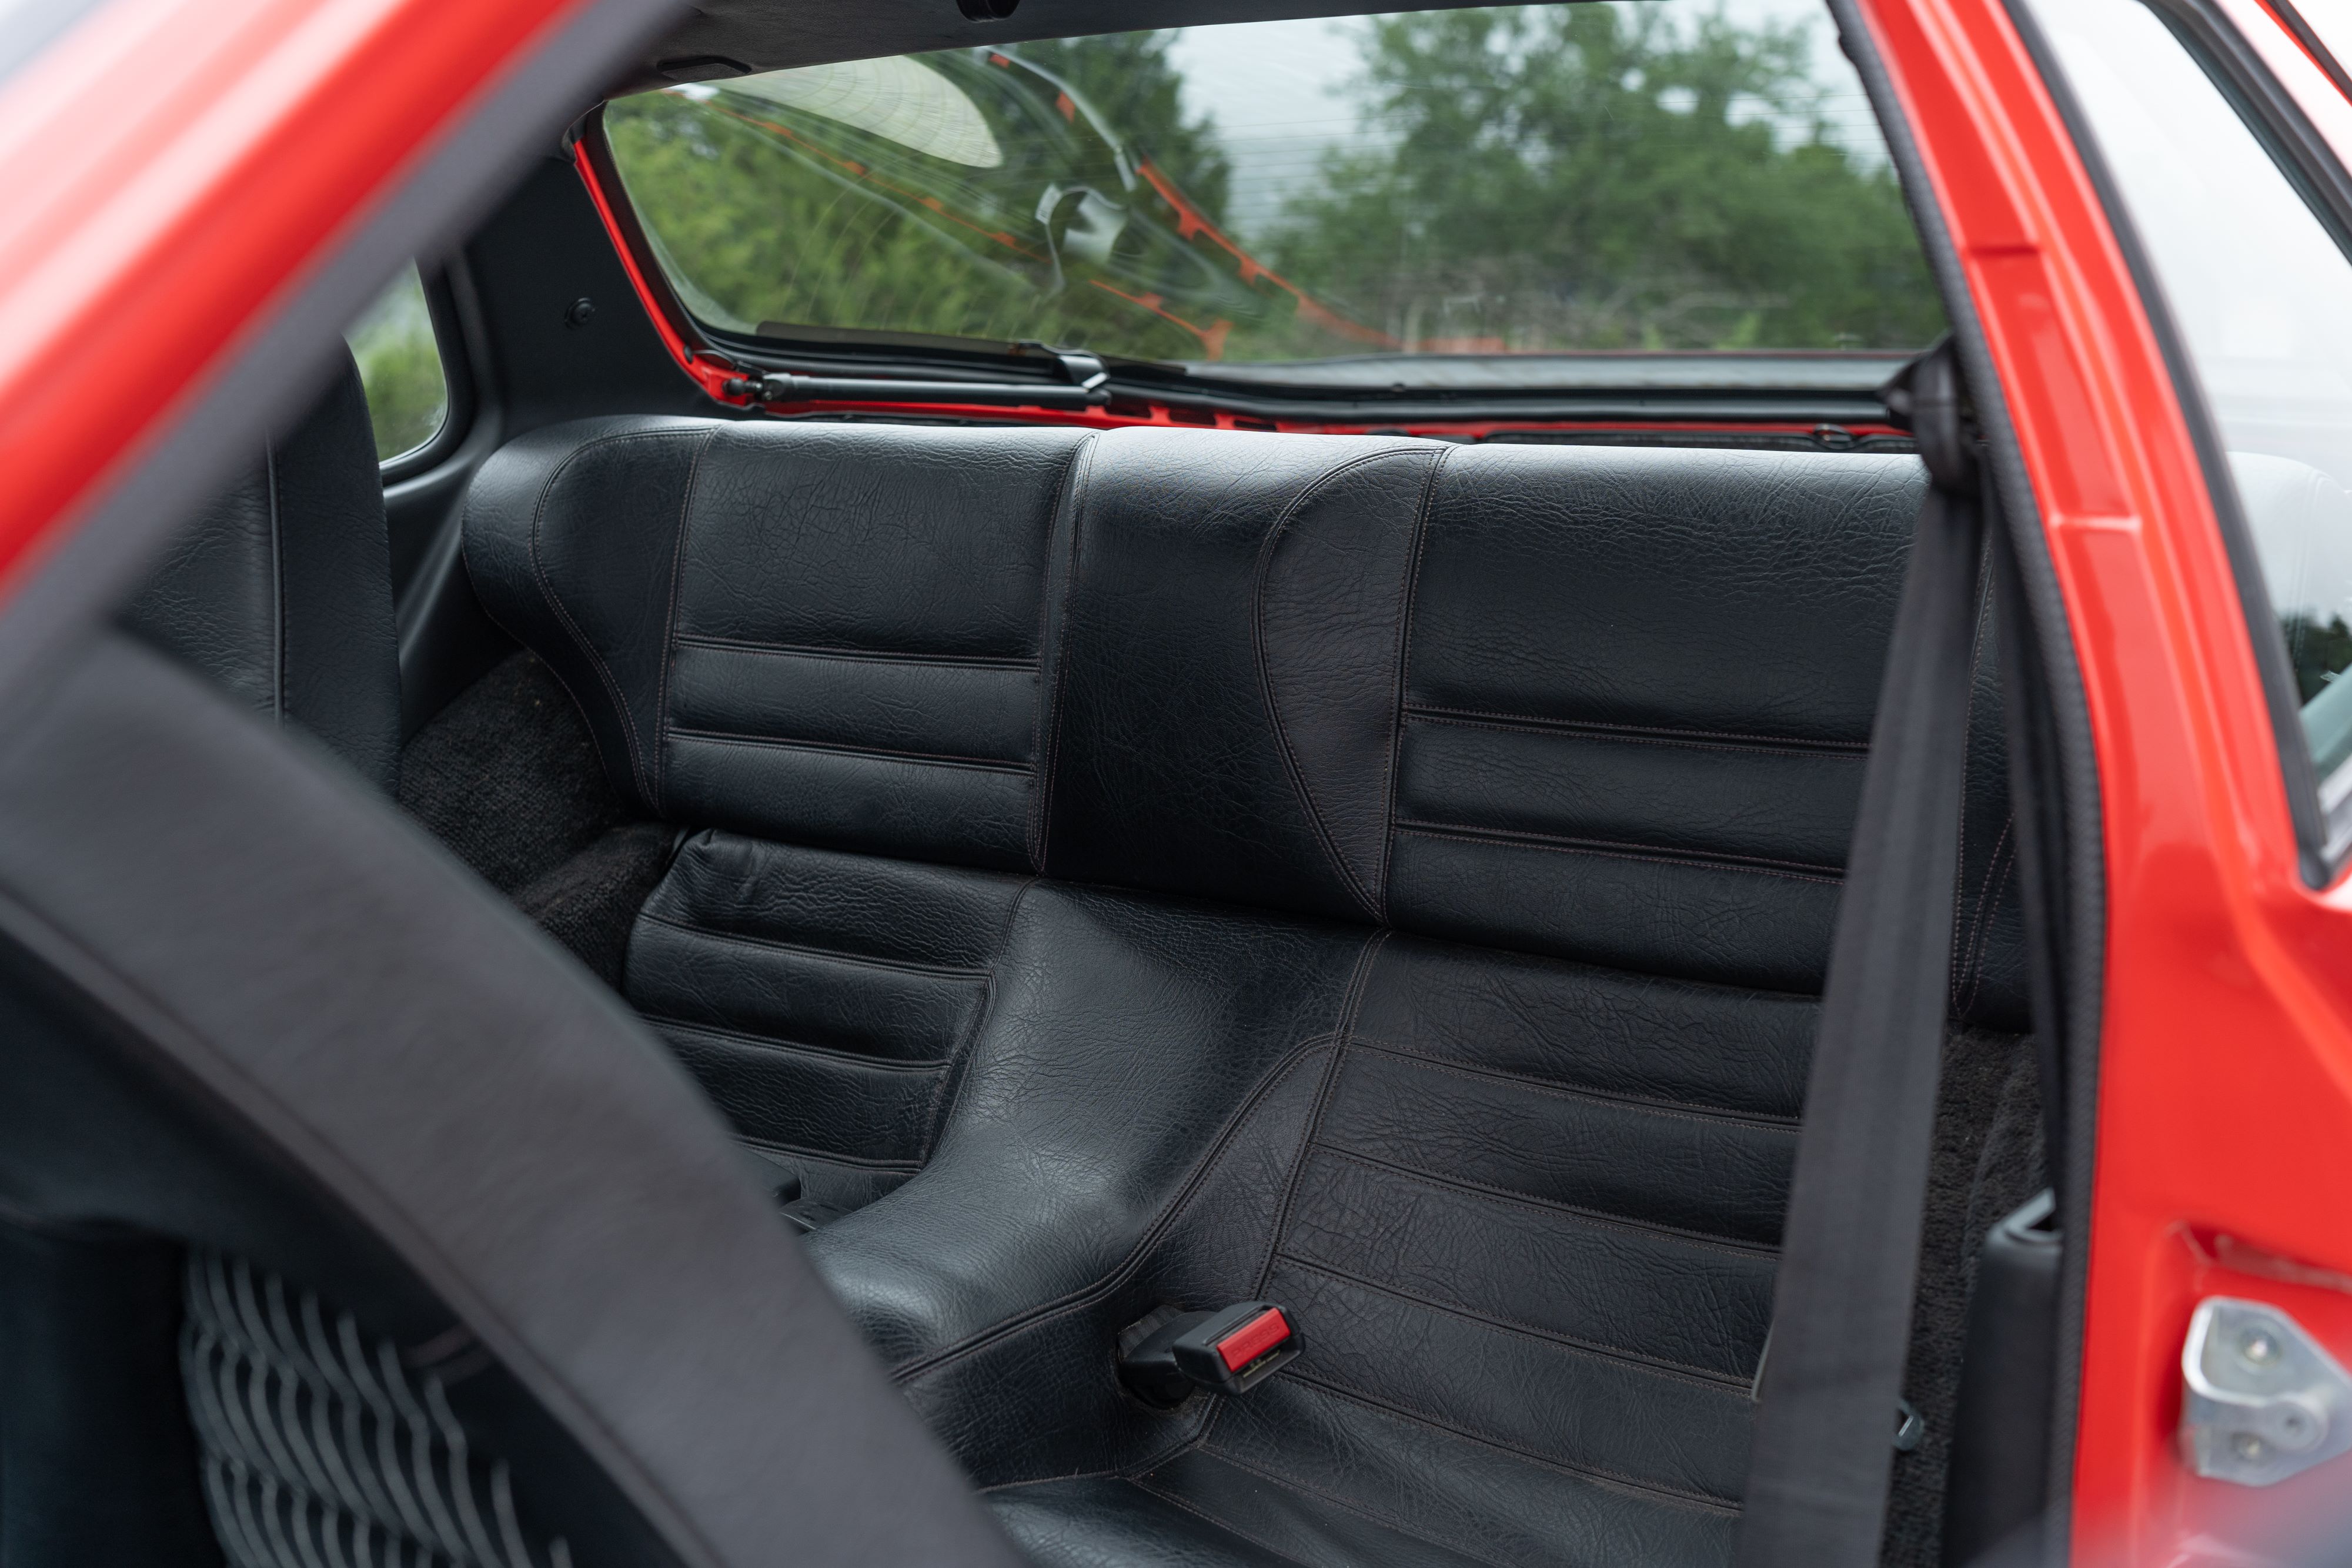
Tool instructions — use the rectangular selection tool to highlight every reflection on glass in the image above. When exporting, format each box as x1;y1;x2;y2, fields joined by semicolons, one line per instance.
604;1;1942;370
2028;0;2352;845
344;263;448;463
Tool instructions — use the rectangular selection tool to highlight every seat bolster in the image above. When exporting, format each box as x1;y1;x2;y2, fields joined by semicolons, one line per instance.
462;415;719;814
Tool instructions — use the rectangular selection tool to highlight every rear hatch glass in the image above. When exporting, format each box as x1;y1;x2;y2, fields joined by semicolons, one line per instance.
604;0;1942;392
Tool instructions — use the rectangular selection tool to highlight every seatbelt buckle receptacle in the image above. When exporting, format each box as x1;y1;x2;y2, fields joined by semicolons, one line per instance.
1118;1301;1301;1407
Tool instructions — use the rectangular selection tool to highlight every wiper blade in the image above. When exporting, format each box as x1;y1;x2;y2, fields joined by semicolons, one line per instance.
725;346;1111;410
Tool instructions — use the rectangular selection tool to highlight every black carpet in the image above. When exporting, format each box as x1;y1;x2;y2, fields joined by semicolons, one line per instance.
399;651;674;984
1883;1027;2047;1568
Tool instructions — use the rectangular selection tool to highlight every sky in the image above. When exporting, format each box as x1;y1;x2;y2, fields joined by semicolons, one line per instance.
1160;0;1889;239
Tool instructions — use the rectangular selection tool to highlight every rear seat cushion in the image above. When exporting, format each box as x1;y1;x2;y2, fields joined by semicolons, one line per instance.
628;830;1028;1216
461;418;2034;1568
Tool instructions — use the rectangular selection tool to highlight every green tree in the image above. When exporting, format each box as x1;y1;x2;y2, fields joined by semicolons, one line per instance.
1013;31;1232;224
607;89;1016;338
603;9;1943;363
345;265;447;460
1268;6;1943;351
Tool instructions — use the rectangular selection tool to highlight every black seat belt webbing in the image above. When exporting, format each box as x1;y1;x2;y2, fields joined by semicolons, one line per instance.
1736;341;1986;1568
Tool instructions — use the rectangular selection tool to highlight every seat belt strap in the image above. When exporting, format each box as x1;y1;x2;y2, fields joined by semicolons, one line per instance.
1735;340;1986;1568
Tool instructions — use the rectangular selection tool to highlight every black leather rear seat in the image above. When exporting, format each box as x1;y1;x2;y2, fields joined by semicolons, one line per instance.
464;422;2025;1567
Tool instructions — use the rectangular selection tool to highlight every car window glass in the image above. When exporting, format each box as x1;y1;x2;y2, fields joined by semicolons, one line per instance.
344;263;449;463
2027;0;2352;852
602;0;1943;381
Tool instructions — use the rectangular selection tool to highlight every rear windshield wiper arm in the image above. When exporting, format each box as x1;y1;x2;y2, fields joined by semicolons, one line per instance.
724;347;1111;410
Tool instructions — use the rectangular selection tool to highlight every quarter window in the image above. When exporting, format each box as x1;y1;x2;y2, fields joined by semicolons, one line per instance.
344;263;450;464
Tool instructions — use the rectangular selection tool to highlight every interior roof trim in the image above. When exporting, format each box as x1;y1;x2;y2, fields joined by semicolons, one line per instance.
613;0;1547;96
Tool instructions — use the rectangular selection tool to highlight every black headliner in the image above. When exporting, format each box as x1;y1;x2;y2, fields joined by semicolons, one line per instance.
616;0;1525;95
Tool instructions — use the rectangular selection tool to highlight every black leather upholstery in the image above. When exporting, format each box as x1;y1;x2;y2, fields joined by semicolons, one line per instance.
466;419;1090;862
125;348;402;794
463;419;2029;1567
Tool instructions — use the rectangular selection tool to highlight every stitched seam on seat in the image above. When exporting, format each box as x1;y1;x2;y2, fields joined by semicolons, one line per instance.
643;1015;951;1073
733;1133;924;1171
264;437;285;724
1392;823;1844;883
1194;937;1388;1451
1031;432;1102;873
1312;1145;1780;1258
918;875;1040;1162
890;1035;1345;1383
973;1466;1132;1493
1345;1029;1802;1123
1277;1372;1742;1515
713;1102;927;1162
1396;817;1846;876
1342;1039;1801;1131
633;911;991;978
669;634;1039;670
1950;562;1998;1011
1962;825;2016;1018
1122;1477;1322;1568
1150;1454;1512;1568
1268;1252;1750;1390
524;429;700;803
1250;933;1385;1305
1393;821;1846;883
664;728;1032;774
1251;447;1431;923
653;429;716;817
1402;709;1875;762
1382;449;1447;924
1405;703;1867;754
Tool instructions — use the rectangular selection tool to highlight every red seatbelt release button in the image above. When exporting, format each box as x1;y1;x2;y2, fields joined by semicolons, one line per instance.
1117;1300;1303;1407
1215;1306;1292;1372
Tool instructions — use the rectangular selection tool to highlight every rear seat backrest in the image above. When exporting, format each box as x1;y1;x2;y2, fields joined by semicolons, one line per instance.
466;418;1091;869
469;422;1962;998
1394;444;1922;991
1035;431;1932;992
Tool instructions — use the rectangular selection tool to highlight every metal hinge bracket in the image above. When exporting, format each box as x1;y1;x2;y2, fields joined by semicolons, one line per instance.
2180;1296;2352;1486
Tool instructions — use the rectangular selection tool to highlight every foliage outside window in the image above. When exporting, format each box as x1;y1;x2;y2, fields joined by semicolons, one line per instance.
604;1;1944;371
345;264;449;462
